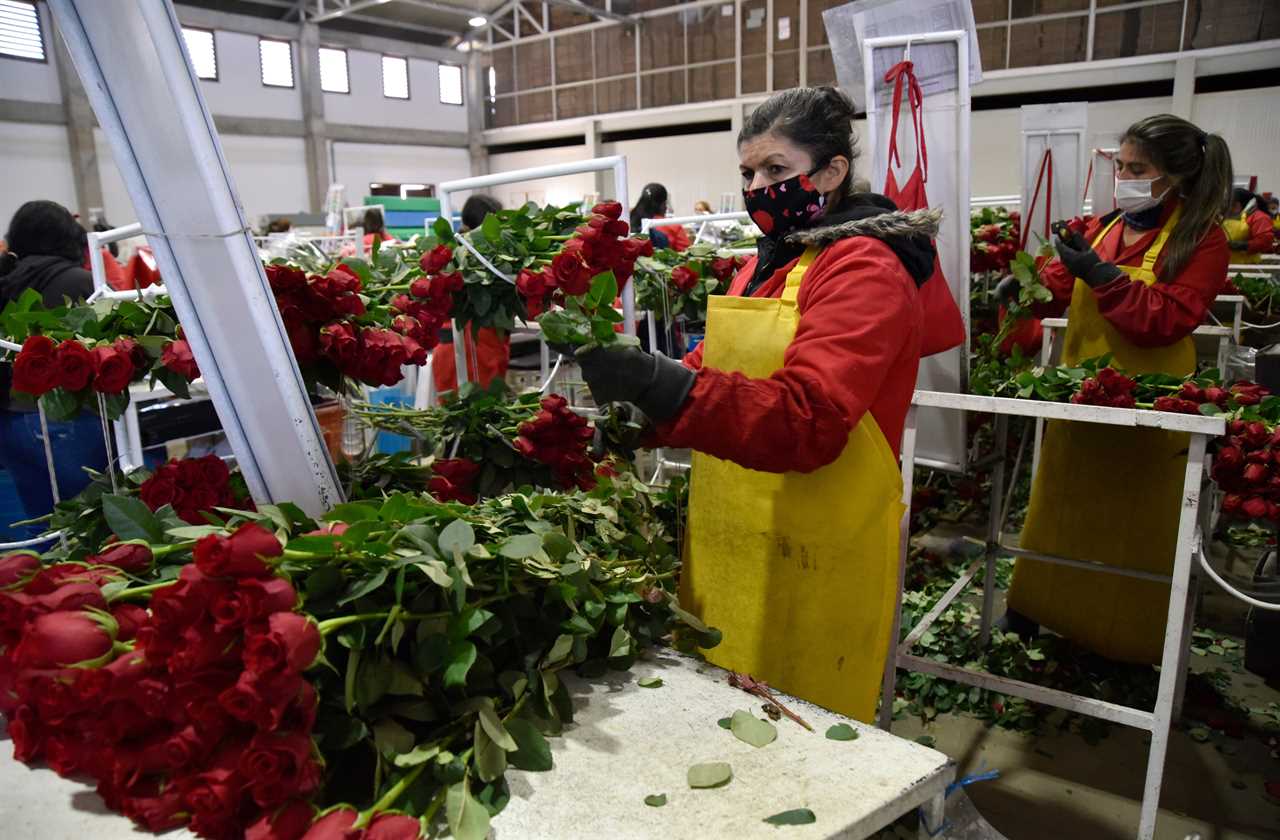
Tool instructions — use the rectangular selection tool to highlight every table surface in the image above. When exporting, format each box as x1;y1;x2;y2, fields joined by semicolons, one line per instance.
0;651;952;840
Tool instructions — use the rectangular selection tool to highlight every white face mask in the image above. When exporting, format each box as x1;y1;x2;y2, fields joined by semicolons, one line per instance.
1114;177;1168;213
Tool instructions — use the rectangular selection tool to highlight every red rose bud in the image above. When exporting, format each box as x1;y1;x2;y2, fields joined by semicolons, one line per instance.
1095;367;1136;397
195;522;282;578
1179;382;1205;402
1215;445;1244;471
14;610;113;669
1229;420;1247;436
365;814;425;840
301;808;359;840
1244;463;1270;485
1153;396;1200;415
110;603;147;641
11;335;59;396
420;244;453;274
212;576;298;630
1203;386;1229;406
1221;493;1244;516
1231;381;1270;406
239;731;322;808
90;344;135;394
89;542;153;573
303;522;348;537
0;552;39;587
244;611;321;676
246;800;315;840
710;257;737;281
1243;496;1271;519
592;201;623;221
55;339;94;392
161;339;200;381
513;436;538;459
1246;422;1270;448
516;267;549;299
671;265;699;293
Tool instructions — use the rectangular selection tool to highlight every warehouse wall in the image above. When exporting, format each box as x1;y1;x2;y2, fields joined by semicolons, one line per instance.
323;51;467;134
330;143;473;204
486;145;596;209
0;122;79;227
198;30;303;122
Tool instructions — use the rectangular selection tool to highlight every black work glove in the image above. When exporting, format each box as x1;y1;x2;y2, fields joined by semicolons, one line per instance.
1229;240;1250;252
994;276;1020;308
573;344;696;422
1054;230;1123;288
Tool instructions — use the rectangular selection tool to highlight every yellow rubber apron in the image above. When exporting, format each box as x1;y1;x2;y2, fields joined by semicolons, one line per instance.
1222;211;1260;265
1008;208;1193;664
679;249;903;721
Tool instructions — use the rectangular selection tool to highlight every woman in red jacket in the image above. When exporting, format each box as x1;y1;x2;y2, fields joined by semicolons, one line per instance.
1223;188;1273;264
568;86;947;720
1002;114;1233;663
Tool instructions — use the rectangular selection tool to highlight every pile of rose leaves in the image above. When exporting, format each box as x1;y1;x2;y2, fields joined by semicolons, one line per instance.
1;472;718;840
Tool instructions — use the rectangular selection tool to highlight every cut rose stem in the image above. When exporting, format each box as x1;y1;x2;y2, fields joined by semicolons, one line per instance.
728;671;814;732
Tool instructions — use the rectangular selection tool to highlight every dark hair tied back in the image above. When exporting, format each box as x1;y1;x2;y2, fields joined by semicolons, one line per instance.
738;86;860;206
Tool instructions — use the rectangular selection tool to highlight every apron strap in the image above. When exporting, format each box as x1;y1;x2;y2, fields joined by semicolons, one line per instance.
1020;147;1054;251
781;247;819;304
883;61;911;171
1090;205;1182;282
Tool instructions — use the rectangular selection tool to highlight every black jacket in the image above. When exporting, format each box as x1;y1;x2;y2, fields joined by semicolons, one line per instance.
0;254;93;309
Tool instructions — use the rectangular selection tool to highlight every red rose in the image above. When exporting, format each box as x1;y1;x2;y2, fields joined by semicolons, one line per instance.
121;787;187;832
24;563;120;595
433;458;481;488
301;808;359;840
605;219;630;238
139;471;179;512
195;522;283;579
551;252;591;296
196;454;231;487
12;335;59;395
357;328;412;387
244;611;321;676
239;731;322;808
1215;445;1244;471
541;394;568;412
286;320;320;366
27;581;109;616
220;669;307;730
1095;367;1135;397
420;244;454;274
1245;422;1270;448
409;276;433;298
14;610;113;669
710;257;736;281
318;321;360;372
111;603;147;641
1231;382;1270;406
516;267;549;299
0;552;39;587
88;542;153;573
428;476;477;505
55;339;94;392
365;814;425;840
267;264;307;292
212;576;298;630
303;522;348;537
161;339;200;380
670;265;699;293
89;345;134;394
592;201;623;221
1242;496;1270;519
513;436;537;459
247;800;316;840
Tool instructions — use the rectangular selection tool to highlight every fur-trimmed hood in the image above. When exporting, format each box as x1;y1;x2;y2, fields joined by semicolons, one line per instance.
786;206;943;246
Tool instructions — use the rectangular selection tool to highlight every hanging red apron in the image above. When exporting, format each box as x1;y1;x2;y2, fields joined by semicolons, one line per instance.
882;60;965;357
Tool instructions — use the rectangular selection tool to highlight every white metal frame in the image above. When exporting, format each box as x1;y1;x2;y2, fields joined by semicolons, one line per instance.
430;156;633;397
49;0;342;516
864;30;972;474
882;390;1224;840
86;222;149;301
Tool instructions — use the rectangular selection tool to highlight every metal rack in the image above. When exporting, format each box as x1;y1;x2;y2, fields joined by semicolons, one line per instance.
881;390;1224;840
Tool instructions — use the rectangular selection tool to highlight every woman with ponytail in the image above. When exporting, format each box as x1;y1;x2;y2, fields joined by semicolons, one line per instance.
1004;114;1234;664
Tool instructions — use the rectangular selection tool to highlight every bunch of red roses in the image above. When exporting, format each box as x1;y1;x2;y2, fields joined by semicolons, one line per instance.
515;202;653;318
513;394;596;491
1214;419;1280;523
0;523;327;839
138;454;255;525
378;243;461;367
428;457;482;505
1153;381;1270;415
11;334;145;399
1070;367;1137;409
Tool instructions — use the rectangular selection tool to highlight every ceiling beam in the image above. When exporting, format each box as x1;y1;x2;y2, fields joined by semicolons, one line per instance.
308;0;483;24
540;0;632;25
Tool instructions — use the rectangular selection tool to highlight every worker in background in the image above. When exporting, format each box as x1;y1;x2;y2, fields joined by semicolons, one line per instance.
565;87;949;721
432;194;511;397
265;217;293;235
1265;194;1280;249
1000;115;1233;664
362;208;394;250
0;201;109;530
630;183;689;251
89;219;128;291
694;200;713;214
1223;187;1272;264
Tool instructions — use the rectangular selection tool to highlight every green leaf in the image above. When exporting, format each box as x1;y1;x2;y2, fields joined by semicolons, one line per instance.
444;640;477;689
717;717;732;730
38;388;81;420
1188;727;1210;743
337;567;389;606
763;808;816;826
507;718;553;772
473;719;507;782
414;559;453;588
498;533;544;559
687;761;732;789
449;606;496;641
446;781;490;840
476;697;518;751
327;501;380;523
545;633;573;664
825;723;858;742
644;794;668;807
439;518;476;556
608;626;633;659
433;216;456;243
372;718;415;756
638;676;663;688
730;710;777;748
481;213;502;244
165;525;223;539
102;494;164;542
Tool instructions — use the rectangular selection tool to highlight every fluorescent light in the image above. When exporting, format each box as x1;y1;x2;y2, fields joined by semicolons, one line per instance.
468;15;487;27
456;41;472;52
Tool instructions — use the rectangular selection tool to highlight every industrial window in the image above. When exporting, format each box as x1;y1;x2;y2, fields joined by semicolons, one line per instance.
439;63;464;105
0;0;45;62
382;55;409;99
259;38;294;88
182;27;217;81
319;46;349;93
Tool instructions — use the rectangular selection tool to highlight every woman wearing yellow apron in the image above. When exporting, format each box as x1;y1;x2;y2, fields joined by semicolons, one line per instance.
1223;187;1274;265
1002;115;1234;663
568;87;949;721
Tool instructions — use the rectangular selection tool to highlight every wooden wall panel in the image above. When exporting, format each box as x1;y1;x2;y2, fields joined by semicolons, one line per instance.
806;48;835;87
492;46;515;96
555;30;595;84
556;83;595;119
642;70;687;108
595;24;638;77
689;61;735;103
741;54;766;94
516;41;553;90
640;13;686;70
687;4;736;62
596;77;637;114
518;90;554;123
773;50;799;91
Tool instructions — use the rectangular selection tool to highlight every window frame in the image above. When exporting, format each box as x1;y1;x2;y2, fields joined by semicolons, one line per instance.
0;0;47;64
181;25;218;82
438;62;465;106
318;45;350;95
381;54;411;100
258;37;295;89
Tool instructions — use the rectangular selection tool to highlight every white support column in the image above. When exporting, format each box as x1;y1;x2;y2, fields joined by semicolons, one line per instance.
48;0;342;516
1171;55;1196;120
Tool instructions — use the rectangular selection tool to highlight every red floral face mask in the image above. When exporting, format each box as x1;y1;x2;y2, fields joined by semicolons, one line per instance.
742;169;828;237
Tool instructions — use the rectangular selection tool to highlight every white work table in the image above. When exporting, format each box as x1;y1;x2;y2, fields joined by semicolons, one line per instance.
0;651;953;840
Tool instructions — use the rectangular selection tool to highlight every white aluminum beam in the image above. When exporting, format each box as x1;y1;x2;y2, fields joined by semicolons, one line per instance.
49;0;342;516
